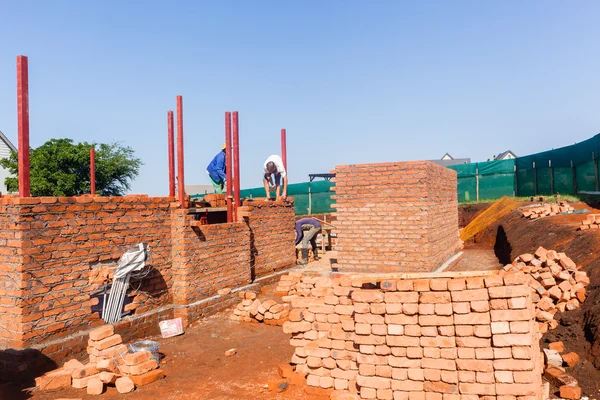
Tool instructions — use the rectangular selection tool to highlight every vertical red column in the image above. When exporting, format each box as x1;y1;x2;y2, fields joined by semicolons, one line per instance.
167;110;175;197
225;112;233;222
281;128;287;171
232;111;240;220
176;96;185;208
16;55;30;197
90;147;96;195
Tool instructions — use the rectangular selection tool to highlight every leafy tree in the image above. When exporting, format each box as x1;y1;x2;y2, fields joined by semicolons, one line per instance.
0;138;142;196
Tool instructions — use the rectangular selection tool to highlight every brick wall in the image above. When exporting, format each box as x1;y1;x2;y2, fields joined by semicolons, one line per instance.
283;271;542;400
240;199;296;278
171;210;251;324
0;195;295;378
332;161;460;272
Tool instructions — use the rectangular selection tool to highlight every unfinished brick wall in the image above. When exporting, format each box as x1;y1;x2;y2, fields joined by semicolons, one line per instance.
171;210;251;324
283;272;542;400
0;196;295;377
240;199;296;278
332;161;460;272
0;195;174;351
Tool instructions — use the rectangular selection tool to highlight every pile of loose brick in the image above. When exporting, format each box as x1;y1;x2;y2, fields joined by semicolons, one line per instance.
274;272;326;298
504;247;589;333
520;201;574;219
230;291;290;326
543;341;583;400
281;272;544;400
35;325;165;395
577;213;600;230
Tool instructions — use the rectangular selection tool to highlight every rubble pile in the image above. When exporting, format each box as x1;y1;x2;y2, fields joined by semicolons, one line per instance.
503;247;589;333
543;341;582;400
578;213;600;230
35;325;165;395
230;291;290;326
521;201;575;220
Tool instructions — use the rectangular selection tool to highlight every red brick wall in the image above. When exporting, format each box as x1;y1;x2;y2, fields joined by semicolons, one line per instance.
171;210;251;322
0;195;174;349
240;199;296;278
332;161;459;272
0;196;295;378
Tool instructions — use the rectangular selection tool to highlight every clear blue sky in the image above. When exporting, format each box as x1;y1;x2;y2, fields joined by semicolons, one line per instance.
1;1;599;195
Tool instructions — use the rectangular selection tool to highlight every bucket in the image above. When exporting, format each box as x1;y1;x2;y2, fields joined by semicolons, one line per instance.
129;340;160;363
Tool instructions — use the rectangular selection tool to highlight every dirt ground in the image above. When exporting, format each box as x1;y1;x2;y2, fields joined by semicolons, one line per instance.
11;305;326;400
470;201;600;397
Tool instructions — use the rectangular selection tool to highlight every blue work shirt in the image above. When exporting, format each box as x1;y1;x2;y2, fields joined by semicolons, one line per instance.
207;150;226;183
295;218;321;245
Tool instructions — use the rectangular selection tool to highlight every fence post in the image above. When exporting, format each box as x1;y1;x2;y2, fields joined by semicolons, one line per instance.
475;167;479;202
572;160;577;194
594;152;599;192
533;161;538;196
514;164;518;197
549;160;554;194
308;186;312;215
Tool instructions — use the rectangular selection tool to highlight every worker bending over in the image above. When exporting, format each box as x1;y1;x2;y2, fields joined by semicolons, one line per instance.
207;144;227;194
295;217;322;265
263;154;287;200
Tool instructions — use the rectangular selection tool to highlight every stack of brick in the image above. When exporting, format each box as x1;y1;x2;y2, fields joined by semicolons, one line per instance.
578;213;600;230
35;325;165;395
504;247;590;333
202;194;227;207
230;292;291;326
521;201;574;219
283;275;359;396
331;161;460;273
120;350;165;388
87;325;128;364
283;273;544;400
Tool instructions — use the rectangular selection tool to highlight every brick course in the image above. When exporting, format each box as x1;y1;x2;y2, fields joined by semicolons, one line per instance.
331;161;460;272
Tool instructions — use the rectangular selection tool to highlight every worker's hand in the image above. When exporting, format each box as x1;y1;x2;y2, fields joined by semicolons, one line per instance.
281;194;287;201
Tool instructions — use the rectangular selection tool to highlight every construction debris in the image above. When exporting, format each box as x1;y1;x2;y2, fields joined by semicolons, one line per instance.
578;213;600;230
225;348;237;356
503;247;589;332
542;343;583;399
521;201;575;220
36;325;165;395
230;291;290;326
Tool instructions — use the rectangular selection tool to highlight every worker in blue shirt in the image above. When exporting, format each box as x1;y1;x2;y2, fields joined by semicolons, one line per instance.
295;218;322;265
206;144;227;194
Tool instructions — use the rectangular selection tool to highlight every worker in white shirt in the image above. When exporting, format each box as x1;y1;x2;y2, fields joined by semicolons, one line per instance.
263;155;287;200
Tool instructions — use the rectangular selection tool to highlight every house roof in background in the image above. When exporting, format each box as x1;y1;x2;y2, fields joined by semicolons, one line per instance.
0;131;17;152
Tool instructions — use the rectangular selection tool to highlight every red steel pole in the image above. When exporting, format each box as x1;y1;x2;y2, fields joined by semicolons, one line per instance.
225;112;233;222
176;96;185;208
281;128;287;172
232;111;240;220
16;55;30;197
90;147;96;195
167;110;175;197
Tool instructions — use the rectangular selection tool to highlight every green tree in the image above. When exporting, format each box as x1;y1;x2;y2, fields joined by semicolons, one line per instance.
0;138;142;196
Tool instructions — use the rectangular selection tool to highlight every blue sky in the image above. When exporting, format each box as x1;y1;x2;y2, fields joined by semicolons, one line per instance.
1;1;599;195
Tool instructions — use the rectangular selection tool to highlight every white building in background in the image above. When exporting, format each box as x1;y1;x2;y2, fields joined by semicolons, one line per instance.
0;131;16;194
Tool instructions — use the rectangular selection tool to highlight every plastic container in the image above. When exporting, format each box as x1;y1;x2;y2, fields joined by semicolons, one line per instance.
129;340;160;363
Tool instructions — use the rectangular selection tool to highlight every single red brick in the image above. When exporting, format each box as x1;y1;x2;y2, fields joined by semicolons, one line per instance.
35;369;72;390
116;376;135;393
561;352;580;367
560;385;582;400
128;369;165;386
89;325;115;341
124;351;152;366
